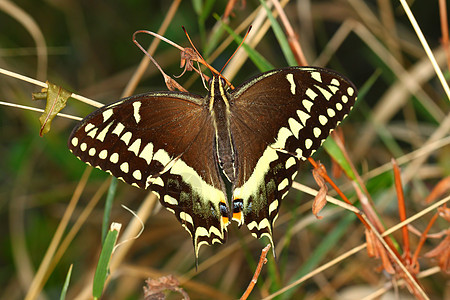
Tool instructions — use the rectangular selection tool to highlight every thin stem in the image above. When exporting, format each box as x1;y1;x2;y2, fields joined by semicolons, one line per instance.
0;101;82;121
399;0;450;103
240;244;271;300
392;159;411;262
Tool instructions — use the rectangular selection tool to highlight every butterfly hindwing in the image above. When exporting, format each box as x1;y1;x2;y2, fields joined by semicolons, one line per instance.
229;66;357;243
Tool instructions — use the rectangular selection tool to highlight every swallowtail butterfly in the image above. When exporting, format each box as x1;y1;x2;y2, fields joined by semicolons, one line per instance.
68;66;357;260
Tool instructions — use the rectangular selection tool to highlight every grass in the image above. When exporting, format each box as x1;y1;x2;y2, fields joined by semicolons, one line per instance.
1;0;449;299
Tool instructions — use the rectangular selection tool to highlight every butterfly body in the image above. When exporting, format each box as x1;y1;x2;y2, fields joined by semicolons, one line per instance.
209;77;236;184
69;66;357;259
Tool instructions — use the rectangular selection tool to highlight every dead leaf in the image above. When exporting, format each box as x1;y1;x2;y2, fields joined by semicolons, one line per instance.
164;74;187;92
312;163;328;219
425;176;450;204
143;275;189;300
425;230;450;274
32;81;72;136
365;229;395;274
179;47;200;72
438;205;450;222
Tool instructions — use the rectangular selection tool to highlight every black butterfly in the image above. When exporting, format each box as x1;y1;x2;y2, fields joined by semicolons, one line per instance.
69;66;357;260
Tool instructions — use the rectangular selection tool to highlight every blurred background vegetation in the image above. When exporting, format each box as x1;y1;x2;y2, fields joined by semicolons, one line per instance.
1;0;449;299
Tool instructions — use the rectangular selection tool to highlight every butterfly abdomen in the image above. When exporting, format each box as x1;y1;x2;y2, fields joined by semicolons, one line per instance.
210;76;237;184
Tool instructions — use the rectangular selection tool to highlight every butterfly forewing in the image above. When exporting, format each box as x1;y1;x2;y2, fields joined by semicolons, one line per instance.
68;92;230;257
229;67;357;241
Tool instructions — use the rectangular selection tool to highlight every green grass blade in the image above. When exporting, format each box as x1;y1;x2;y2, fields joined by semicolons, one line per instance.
60;264;73;300
102;177;117;243
323;137;357;181
204;23;226;58
194;0;216;46
191;0;201;15
259;0;297;66
93;223;121;299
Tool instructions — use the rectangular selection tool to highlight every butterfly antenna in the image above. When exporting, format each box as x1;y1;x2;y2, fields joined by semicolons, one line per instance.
219;26;252;74
182;26;235;89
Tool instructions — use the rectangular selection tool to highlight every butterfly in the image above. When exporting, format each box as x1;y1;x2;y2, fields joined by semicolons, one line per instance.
68;66;357;261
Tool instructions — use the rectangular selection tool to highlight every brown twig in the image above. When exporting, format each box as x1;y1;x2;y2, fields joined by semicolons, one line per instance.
331;131;390;236
240;244;271;300
307;157;368;228
270;0;307;65
223;0;246;19
392;159;411;264
412;212;439;273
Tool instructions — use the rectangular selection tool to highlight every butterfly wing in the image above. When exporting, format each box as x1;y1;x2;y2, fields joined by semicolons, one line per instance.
68;92;230;259
229;66;357;244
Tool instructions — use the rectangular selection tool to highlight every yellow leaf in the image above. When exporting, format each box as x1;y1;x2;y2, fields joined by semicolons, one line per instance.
32;81;72;136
